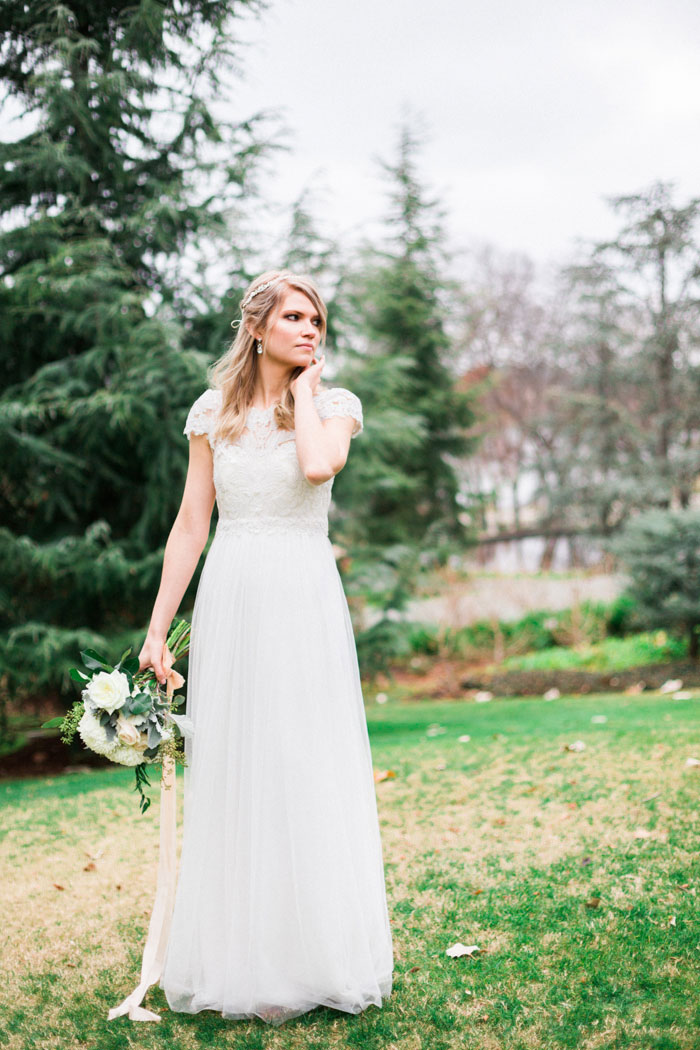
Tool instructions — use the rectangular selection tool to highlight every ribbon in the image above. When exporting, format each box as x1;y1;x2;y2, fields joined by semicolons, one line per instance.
107;643;184;1022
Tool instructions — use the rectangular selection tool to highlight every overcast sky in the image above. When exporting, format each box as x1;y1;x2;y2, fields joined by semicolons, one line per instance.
228;0;700;269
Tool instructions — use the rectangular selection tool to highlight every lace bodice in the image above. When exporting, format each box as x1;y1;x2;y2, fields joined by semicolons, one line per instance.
183;386;363;537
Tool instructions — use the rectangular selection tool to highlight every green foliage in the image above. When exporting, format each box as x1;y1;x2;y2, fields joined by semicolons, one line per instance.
609;508;700;657
0;0;267;737
332;123;480;558
500;631;687;672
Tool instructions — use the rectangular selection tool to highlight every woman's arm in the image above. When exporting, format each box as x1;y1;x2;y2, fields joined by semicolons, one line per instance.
138;434;216;682
293;383;355;485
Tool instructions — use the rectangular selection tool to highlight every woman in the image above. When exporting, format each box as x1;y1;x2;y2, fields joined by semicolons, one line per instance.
137;269;394;1025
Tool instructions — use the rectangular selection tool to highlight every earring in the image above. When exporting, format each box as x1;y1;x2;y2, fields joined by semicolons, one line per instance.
256;339;263;355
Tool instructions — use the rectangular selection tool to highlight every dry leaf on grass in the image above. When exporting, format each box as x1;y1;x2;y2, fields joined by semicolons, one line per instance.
446;942;480;958
584;897;601;909
373;768;397;783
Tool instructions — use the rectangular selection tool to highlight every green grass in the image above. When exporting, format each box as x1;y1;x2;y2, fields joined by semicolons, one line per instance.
1;691;699;1049
500;631;687;672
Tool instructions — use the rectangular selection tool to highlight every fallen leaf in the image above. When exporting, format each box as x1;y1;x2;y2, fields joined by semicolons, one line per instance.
669;915;676;927
373;769;397;783
584;897;601;909
426;724;446;737
83;861;96;872
53;883;65;891
446;942;480;958
408;965;420;973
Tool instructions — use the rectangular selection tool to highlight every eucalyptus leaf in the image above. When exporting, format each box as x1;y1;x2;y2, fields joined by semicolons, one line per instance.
129;693;153;716
169;713;194;739
41;716;65;728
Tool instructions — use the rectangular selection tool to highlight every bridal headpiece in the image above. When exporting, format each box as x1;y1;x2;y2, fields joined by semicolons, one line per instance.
241;277;282;310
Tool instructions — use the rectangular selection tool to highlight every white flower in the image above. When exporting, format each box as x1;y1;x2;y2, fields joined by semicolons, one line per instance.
84;669;131;714
115;714;142;747
78;707;149;767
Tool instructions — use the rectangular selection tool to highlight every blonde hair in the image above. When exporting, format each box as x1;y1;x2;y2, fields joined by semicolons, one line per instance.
207;269;328;446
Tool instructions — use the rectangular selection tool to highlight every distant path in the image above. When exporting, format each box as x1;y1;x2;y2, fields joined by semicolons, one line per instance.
374;572;628;628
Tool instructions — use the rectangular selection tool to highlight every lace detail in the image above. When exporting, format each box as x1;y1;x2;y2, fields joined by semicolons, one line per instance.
315;387;363;437
183;388;220;449
215;516;328;538
182;386;363;538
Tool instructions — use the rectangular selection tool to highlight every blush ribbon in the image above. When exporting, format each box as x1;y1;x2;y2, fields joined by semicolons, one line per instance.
107;643;184;1022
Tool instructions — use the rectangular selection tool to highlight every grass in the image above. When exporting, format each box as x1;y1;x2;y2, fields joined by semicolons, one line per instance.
1;690;699;1049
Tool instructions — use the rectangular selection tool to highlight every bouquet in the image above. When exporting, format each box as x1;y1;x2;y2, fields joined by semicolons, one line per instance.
43;618;193;813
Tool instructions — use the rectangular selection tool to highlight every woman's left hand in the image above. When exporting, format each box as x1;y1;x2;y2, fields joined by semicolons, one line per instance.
290;354;325;398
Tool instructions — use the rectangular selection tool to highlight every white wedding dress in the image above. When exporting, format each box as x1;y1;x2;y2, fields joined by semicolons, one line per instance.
159;386;394;1025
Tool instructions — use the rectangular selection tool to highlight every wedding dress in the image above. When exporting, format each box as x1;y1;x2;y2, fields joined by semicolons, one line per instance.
159;385;394;1025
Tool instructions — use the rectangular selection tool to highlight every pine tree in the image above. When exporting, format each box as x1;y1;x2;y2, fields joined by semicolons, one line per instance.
337;123;478;554
0;0;268;739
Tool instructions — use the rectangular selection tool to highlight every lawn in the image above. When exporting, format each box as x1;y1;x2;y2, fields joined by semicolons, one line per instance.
1;691;698;1049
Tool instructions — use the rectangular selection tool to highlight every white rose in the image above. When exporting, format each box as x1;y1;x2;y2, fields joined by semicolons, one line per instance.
115;714;141;746
78;707;151;767
85;669;131;714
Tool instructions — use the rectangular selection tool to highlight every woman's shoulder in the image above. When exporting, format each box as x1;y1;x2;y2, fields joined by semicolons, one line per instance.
183;387;222;440
313;385;363;437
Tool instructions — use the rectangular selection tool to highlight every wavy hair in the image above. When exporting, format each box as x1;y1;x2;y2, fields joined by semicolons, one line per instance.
207;269;328;446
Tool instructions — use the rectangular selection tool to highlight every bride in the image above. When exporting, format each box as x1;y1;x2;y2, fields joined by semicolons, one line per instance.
135;269;394;1025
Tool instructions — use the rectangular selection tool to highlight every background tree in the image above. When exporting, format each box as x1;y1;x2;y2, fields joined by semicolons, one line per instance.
609;509;700;659
596;182;700;509
0;0;269;739
337;123;478;554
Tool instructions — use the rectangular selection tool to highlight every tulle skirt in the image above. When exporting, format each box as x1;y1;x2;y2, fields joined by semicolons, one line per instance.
159;523;394;1025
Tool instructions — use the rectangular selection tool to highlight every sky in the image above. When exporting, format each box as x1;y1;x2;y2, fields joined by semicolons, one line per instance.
226;0;700;269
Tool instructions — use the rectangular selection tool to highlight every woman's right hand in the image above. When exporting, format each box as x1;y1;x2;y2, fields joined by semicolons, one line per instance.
138;633;167;685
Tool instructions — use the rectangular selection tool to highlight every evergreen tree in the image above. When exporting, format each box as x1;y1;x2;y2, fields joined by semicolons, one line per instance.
337;123;478;554
609;509;700;659
0;0;268;738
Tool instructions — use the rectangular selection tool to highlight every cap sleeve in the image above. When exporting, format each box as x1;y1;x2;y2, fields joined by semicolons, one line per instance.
314;386;363;438
183;388;221;448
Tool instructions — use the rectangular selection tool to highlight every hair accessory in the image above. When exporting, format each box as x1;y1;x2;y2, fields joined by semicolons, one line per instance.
241;277;281;310
256;339;263;355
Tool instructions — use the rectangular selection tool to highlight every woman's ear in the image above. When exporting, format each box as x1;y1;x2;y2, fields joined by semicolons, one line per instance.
245;322;260;341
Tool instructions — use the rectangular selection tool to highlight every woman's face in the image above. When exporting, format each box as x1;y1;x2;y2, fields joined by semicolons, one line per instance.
260;289;323;366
